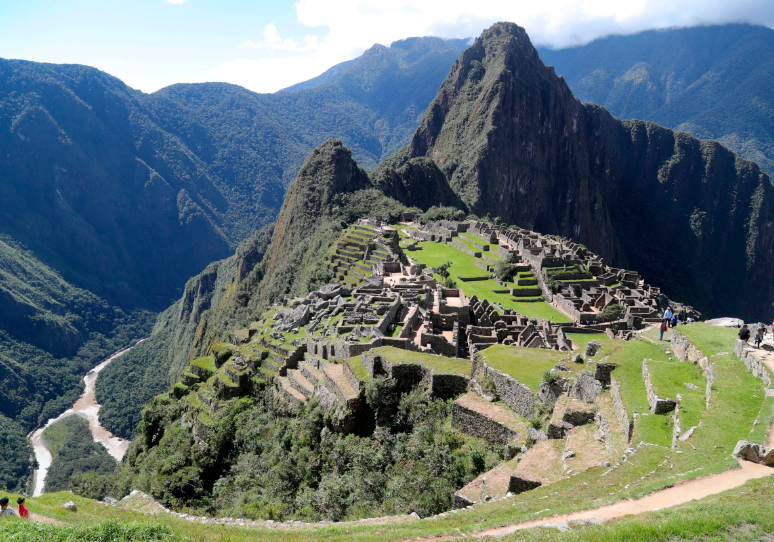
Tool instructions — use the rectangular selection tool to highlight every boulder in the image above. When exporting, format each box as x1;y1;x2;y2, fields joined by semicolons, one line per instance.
585;342;602;357
527;427;547;442
573;371;602;404
62;501;78;512
733;440;774;466
282;304;310;330
102;497;118;506
571;353;584;364
318;282;351;300
705;317;744;328
537;379;566;405
594;362;616;385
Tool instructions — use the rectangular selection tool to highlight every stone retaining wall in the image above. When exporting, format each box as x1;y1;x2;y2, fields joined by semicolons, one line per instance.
472;360;534;419
611;376;634;442
671;330;709;370
734;339;773;388
451;402;517;445
642;359;676;414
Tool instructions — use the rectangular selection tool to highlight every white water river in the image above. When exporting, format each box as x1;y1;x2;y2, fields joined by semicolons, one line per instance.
29;341;143;497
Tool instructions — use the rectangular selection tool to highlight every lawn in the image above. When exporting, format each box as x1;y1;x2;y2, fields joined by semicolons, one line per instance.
646;358;706;430
480;344;566;389
372;346;471;375
565;333;609;350
674;322;739;357
344;356;372;382
406;240;572;322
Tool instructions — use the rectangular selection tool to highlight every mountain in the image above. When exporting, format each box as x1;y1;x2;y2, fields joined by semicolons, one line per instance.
0;36;465;309
375;22;774;320
0;36;463;488
96;140;411;439
538;24;774;175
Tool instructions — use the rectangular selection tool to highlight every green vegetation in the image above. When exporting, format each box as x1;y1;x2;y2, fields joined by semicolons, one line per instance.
42;416;117;493
372;346;471;375
480;345;565;389
674;323;739;357
405;238;571;321
539;24;774;176
598;303;625;322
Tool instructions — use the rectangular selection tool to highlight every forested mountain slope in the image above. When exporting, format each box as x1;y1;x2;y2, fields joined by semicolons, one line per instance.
0;36;464;309
538;24;774;175
377;22;774;320
96;140;411;439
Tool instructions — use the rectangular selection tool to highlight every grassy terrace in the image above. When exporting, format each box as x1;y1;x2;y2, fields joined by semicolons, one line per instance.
606;339;675;445
372;346;471;375
480;344;566;389
344;355;372;382
565;332;609;349
647;357;705;430
405;239;572;322
675;322;740;356
4;322;770;541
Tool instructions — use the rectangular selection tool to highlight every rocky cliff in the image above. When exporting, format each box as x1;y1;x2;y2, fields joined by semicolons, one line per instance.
378;22;774;319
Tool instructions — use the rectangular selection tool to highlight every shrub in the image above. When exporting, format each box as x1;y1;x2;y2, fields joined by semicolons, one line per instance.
599;303;626;322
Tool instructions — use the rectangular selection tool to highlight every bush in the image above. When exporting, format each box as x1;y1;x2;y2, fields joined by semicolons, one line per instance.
599;303;626;322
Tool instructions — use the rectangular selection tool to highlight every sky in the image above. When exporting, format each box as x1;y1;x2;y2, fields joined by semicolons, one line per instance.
1;0;773;94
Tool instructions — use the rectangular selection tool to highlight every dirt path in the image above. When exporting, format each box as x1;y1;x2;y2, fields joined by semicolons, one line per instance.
475;457;773;537
30;341;143;496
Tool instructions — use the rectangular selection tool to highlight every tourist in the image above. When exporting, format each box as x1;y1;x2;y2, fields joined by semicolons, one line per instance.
664;306;673;325
739;324;751;343
16;498;28;519
755;324;765;348
0;497;15;517
659;319;668;341
671;314;678;328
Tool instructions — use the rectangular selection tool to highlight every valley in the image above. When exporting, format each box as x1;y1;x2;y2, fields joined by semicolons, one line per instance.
1;16;774;542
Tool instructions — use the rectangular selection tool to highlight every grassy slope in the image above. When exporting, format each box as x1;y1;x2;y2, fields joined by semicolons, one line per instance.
405;240;572;321
373;346;471;375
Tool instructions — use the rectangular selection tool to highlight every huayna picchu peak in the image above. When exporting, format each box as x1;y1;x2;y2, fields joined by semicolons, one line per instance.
5;14;774;542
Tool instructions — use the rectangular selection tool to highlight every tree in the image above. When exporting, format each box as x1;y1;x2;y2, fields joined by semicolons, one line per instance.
436;261;457;288
599;303;625;322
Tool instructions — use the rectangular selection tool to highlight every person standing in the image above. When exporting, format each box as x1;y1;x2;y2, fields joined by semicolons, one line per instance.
755;324;765;348
0;497;15;517
664;307;673;322
660;319;668;341
16;497;28;519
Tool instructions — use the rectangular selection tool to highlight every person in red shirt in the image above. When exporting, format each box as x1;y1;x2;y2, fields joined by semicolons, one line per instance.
16;497;28;519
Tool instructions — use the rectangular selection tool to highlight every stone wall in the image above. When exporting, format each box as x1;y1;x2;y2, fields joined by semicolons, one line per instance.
481;365;535;419
421;331;458;357
451;402;517;445
642;359;676;414
432;373;469;399
611;376;633;442
734;339;773;388
671;330;709;370
342;360;362;392
376;298;401;334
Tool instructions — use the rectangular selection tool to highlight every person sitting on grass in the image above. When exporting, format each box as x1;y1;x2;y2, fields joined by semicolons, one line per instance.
0;497;15;517
16;497;28;519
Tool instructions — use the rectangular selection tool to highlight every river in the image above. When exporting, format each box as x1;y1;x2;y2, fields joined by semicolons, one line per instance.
29;341;143;497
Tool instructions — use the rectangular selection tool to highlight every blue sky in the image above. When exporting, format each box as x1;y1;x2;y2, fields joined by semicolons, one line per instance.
1;0;773;94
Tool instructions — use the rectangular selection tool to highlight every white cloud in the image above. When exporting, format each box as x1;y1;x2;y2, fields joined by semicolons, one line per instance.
206;0;774;93
242;23;320;52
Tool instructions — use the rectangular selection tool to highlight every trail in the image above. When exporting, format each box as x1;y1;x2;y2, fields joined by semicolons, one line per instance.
474;459;773;537
29;341;143;497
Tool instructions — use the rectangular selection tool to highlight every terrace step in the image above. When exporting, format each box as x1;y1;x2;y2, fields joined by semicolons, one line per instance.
452;392;528;445
300;360;326;384
288;369;315;398
277;375;307;404
322;362;359;401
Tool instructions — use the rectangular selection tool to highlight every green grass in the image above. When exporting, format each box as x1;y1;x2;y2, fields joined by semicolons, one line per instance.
646;358;705;430
190;356;216;372
344;356;372;382
565;333;609;349
372;346;471;375
675;323;739;357
385;324;403;337
606;339;675;445
480;344;565;389
749;395;774;444
407;239;573;321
